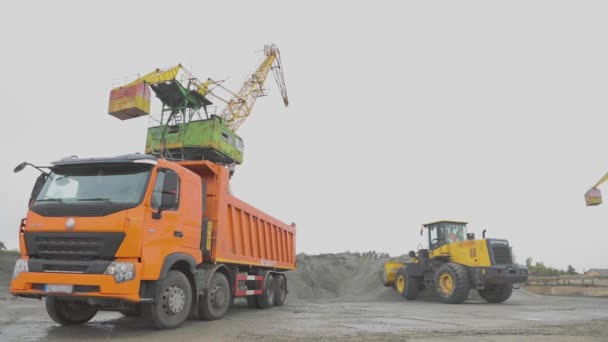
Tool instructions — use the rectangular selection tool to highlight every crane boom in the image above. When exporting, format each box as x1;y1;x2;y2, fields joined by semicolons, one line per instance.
215;44;289;131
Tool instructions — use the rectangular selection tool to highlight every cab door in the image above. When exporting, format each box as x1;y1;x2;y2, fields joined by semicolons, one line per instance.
146;168;187;250
146;168;201;252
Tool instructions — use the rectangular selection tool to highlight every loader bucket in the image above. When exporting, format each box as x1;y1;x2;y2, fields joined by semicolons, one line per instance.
382;261;405;287
585;187;602;206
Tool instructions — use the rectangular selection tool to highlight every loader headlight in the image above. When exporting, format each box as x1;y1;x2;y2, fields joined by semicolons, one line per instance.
104;262;135;283
12;259;28;279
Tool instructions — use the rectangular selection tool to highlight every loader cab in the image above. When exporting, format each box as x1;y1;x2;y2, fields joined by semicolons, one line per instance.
423;221;467;251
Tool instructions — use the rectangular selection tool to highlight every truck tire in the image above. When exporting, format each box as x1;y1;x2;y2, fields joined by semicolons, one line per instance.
434;263;470;304
143;270;192;329
256;274;275;309
45;297;98;325
478;284;513;303
198;272;231;320
274;274;287;306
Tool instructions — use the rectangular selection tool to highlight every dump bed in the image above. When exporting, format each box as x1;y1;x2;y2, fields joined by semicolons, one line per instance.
178;161;296;270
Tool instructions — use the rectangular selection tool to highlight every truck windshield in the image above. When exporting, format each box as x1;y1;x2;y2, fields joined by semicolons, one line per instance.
35;164;152;204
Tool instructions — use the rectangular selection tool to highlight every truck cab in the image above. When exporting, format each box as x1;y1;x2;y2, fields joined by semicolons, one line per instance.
11;154;295;329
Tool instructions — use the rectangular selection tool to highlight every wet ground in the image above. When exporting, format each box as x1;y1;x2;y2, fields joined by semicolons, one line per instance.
1;288;607;341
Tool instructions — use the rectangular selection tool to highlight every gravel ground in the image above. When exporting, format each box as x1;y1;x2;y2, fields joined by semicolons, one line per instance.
1;286;608;341
2;253;608;341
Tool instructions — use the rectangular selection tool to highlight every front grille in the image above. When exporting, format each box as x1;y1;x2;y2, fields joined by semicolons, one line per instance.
42;264;88;273
37;236;105;258
25;232;125;260
491;245;513;265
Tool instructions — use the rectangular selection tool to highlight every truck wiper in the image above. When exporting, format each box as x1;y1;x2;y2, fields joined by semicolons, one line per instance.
76;198;112;202
37;197;63;203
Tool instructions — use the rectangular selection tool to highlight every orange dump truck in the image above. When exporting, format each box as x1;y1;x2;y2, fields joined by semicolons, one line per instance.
10;154;296;329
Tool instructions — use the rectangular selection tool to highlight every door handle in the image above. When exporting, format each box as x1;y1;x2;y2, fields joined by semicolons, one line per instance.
173;231;184;238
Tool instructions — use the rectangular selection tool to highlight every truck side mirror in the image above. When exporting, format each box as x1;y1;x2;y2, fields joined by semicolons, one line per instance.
467;233;475;240
14;162;28;173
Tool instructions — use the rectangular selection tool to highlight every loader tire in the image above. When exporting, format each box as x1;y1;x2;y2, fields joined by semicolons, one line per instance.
435;263;470;304
478;284;513;303
46;297;98;325
394;268;407;294
395;268;420;300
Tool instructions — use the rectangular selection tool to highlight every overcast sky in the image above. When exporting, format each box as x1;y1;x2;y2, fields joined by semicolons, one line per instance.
1;1;607;272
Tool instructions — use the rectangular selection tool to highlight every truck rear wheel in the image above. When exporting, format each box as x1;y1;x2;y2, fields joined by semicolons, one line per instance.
478;284;513;303
45;297;98;325
144;270;192;329
435;263;470;304
256;274;275;309
274;274;287;306
198;272;231;320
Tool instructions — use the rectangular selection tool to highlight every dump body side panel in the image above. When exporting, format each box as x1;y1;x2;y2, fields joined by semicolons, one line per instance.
177;160;296;270
215;195;296;270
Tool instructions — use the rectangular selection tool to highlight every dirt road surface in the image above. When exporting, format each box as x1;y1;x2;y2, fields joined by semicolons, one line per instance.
1;286;608;342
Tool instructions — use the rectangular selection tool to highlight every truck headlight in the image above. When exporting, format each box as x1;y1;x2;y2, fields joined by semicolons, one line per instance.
104;262;135;283
12;259;28;279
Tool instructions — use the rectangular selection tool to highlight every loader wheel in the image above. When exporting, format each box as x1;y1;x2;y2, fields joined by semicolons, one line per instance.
143;270;192;329
395;268;420;300
46;297;98;325
394;268;407;294
435;263;470;304
198;272;231;320
478;284;513;303
256;274;275;309
274;274;287;307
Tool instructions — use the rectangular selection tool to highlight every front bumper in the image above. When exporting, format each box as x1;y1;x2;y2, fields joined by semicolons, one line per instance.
10;261;143;302
476;265;528;284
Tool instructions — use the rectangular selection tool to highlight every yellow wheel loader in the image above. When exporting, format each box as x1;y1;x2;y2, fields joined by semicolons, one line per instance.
382;221;528;304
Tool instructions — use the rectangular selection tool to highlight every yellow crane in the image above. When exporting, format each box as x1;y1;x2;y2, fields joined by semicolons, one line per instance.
108;44;289;164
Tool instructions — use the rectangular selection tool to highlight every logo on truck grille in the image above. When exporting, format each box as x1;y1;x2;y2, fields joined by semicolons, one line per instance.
65;217;76;230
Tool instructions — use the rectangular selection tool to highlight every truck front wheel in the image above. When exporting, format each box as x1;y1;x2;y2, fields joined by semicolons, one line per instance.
45;297;98;325
478;284;513;303
144;270;192;329
198;272;231;320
